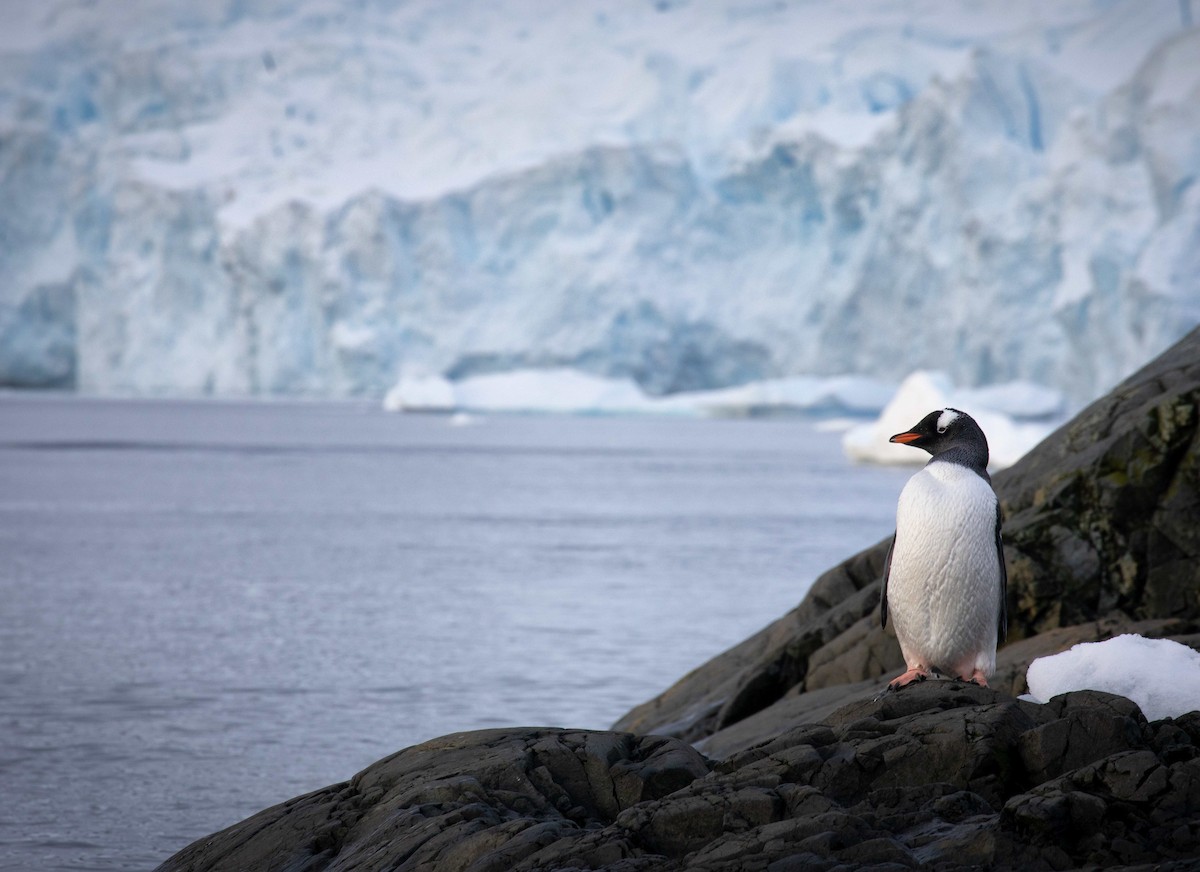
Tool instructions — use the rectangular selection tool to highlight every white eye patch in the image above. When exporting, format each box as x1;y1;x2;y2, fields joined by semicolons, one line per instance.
936;408;960;432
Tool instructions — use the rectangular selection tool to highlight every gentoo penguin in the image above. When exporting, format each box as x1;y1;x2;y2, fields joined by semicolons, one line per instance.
881;408;1007;690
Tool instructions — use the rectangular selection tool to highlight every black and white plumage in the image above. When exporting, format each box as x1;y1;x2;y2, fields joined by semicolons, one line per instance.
881;408;1007;690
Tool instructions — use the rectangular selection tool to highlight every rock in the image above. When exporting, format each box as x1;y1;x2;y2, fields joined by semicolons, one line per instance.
695;678;881;760
997;710;1200;870
613;543;892;742
156;686;1200;871
614;327;1200;744
999;328;1200;636
692;615;1198;761
156;729;710;872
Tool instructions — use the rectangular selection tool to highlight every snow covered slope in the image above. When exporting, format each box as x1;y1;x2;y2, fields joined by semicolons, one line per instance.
1;0;1197;401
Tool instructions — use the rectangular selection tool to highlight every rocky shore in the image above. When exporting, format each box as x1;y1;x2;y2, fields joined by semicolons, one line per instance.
156;328;1200;871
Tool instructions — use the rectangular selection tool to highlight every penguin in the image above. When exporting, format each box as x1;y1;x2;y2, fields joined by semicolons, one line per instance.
880;407;1007;690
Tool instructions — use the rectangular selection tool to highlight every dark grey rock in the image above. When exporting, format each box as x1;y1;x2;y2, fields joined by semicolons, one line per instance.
997;736;1200;869
155;729;709;872
156;685;1200;871
613;543;893;742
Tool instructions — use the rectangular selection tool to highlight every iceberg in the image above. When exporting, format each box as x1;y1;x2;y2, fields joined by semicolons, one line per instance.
842;371;1061;469
452;369;653;416
382;375;457;413
382;367;896;418
1026;635;1200;722
653;375;895;418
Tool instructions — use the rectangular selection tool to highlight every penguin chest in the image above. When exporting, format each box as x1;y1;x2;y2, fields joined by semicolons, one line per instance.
888;462;1000;669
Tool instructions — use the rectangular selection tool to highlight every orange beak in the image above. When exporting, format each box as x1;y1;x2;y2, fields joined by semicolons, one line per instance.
889;432;922;444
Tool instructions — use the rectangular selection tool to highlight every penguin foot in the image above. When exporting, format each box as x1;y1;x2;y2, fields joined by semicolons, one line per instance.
966;669;989;687
886;668;932;691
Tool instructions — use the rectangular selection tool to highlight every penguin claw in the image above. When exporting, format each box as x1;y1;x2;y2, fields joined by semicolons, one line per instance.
886;668;932;691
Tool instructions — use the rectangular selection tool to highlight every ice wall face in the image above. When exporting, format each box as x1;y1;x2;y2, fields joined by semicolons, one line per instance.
1;0;1197;402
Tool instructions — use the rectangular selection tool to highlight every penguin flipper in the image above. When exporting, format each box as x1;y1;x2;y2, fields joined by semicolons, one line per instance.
881;533;895;629
995;503;1007;641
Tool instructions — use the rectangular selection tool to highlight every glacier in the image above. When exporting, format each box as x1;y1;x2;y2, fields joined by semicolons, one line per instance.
1;0;1198;404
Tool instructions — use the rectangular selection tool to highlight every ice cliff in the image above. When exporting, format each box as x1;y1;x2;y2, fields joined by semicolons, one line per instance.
1;0;1197;403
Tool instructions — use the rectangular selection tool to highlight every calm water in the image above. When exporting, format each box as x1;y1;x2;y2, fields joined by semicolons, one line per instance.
0;396;910;871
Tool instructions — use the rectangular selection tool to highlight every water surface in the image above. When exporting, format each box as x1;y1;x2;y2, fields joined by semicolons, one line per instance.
0;396;910;870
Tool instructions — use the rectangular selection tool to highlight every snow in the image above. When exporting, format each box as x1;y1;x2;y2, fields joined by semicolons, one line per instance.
842;371;1061;469
1026;634;1200;722
2;1;1198;404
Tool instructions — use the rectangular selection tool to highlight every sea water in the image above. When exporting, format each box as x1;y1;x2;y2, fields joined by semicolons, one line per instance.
0;396;911;871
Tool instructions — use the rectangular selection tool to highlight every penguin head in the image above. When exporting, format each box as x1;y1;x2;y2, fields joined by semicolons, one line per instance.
889;408;989;466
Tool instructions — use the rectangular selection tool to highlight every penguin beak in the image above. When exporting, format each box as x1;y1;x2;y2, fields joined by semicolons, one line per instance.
890;431;922;444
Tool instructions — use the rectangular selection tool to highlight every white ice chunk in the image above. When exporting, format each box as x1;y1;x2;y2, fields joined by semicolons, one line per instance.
452;369;652;415
654;374;895;418
383;368;897;418
954;381;1066;420
382;374;457;412
1025;634;1200;722
842;371;956;467
842;370;1060;470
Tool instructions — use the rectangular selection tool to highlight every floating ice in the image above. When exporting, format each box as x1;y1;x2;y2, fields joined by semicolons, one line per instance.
382;374;457;413
841;371;1061;470
383;368;896;418
452;369;653;415
383;367;1063;465
1025;634;1200;722
955;381;1065;420
653;375;895;418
